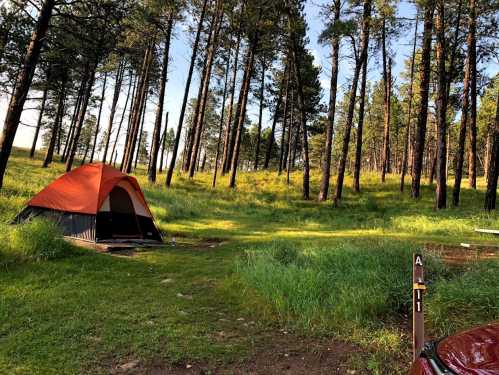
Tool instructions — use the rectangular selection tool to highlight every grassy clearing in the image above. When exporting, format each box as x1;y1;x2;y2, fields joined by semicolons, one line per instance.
0;148;498;374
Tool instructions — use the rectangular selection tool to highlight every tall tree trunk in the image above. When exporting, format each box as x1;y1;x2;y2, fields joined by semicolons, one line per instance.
435;0;448;209
318;0;340;201
62;78;85;162
122;40;154;173
381;58;392;182
166;0;208;187
411;1;435;199
189;2;224;178
110;72;134;166
254;59;265;171
353;56;368;192
65;62;98;172
263;76;285;169
213;49;231;187
90;71;107;163
134;87;149;169
221;13;243;175
30;80;49;158
43;79;66;168
286;91;295;185
278;64;290;175
159;112;169;173
149;13;174;182
0;0;55;189
400;14;418;192
467;0;477;189
333;0;371;205
229;12;261;188
452;12;473;206
102;59;125;163
484;93;499;211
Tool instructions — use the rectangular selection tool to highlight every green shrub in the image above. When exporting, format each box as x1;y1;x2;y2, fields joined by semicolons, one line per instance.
0;219;72;264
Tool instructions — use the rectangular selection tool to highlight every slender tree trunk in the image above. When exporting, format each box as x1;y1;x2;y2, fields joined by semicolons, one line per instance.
484;93;499;210
43;79;66;168
30;81;49;158
90;71;107;163
381;58;392;182
123;40;154;173
149;14;174;182
286;91;295;185
263;78;285;169
400;14;418;192
334;0;371;205
453;18;473;206
318;0;340;201
435;0;448;209
102;59;125;163
0;0;55;189
213;50;231;187
353;57;368;192
189;2;224;178
159;112;169;173
278;64;290;175
62;79;85;162
221;15;243;175
65;62;98;172
467;0;477;189
254;59;265;171
166;0;208;187
411;1;435;199
134;88;148;169
110;72;134;166
229;39;259;188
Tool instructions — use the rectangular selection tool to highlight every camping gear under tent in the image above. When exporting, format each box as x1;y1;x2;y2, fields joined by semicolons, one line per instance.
15;163;162;244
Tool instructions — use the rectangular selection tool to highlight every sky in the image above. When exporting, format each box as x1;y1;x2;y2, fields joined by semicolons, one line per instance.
0;0;497;162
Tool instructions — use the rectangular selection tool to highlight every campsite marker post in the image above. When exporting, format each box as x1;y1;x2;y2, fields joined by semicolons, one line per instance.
413;253;426;361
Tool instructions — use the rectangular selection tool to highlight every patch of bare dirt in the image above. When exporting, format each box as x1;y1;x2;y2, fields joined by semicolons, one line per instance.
425;243;498;265
112;333;363;375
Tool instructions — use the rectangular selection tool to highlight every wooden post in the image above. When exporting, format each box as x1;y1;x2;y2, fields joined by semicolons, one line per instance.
413;253;426;361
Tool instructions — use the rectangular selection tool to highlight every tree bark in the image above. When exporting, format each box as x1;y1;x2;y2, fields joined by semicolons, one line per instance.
381;58;392;182
254;59;265;171
263;74;285;169
353;56;368;192
278;64;290;175
213;49;231;187
411;1;435;199
484;93;499;211
435;0;448;209
110;72;134;166
134;86;149;169
159;112;169;173
166;0;208;187
0;0;55;189
318;0;340;201
90;71;107;163
149;13;174;182
43;78;66;168
286;91;295;185
62;78;85;162
65;62;97;172
30;79;49;158
189;1;224;178
400;14;418;192
333;0;371;205
102;59;125;163
467;0;477;189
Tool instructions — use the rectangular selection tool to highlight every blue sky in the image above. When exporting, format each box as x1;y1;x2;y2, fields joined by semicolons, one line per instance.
1;0;497;160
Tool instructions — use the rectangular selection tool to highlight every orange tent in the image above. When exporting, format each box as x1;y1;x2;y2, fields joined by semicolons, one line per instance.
16;163;162;243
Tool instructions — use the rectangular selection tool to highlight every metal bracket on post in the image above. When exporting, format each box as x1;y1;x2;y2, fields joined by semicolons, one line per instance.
413;253;425;362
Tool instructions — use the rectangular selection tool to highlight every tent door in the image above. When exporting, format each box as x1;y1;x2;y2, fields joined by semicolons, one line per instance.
109;186;143;239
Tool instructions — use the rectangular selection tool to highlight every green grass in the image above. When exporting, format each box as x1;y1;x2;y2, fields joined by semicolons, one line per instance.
0;148;498;374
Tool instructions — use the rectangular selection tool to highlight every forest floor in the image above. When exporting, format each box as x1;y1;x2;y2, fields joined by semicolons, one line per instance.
1;149;498;374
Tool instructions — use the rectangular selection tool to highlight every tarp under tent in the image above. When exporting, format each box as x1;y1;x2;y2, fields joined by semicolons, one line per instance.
15;163;162;244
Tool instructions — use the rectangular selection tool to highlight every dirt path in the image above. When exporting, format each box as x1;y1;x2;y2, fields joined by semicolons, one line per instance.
114;332;362;374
